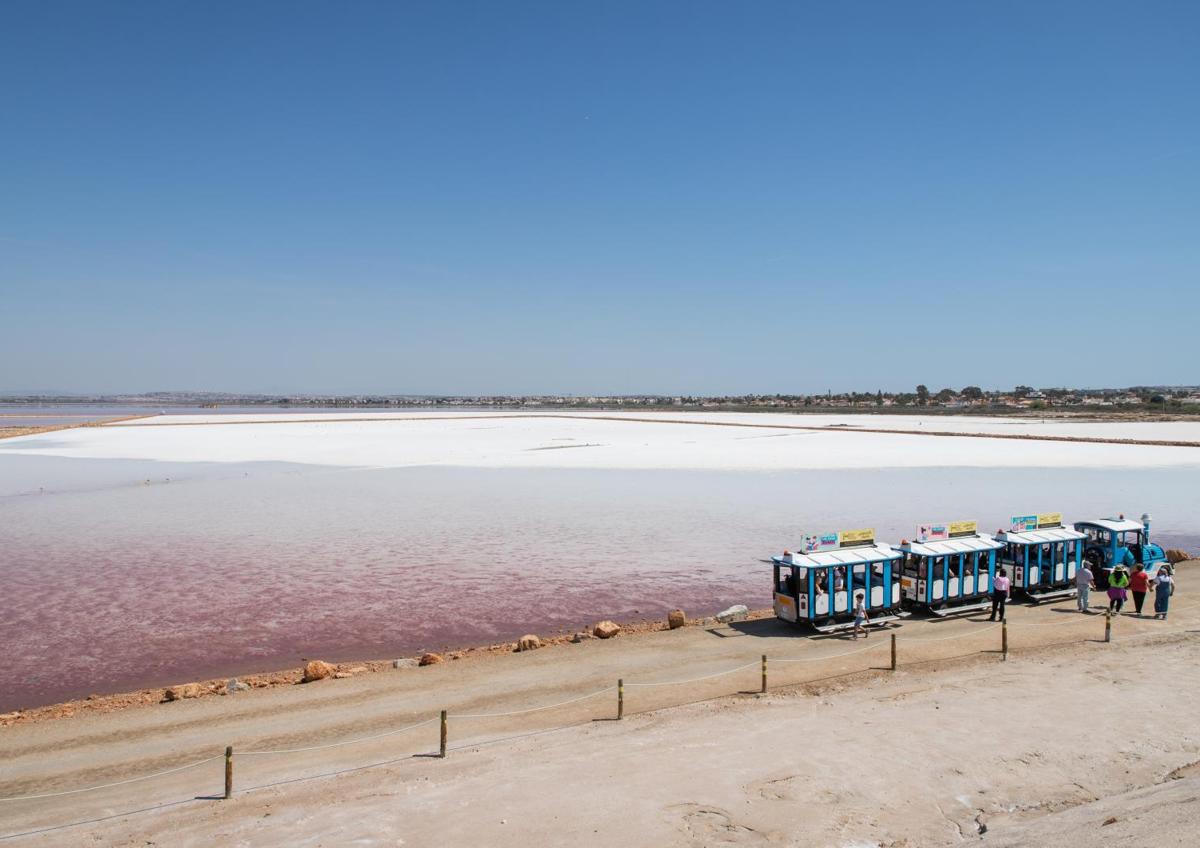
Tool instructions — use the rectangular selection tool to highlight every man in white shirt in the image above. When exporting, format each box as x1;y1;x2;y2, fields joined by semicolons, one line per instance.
1076;562;1095;612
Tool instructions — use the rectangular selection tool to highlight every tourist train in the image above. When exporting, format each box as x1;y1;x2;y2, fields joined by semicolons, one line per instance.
770;512;1164;631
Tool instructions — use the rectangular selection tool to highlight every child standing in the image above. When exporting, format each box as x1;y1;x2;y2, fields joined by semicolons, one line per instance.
852;591;869;639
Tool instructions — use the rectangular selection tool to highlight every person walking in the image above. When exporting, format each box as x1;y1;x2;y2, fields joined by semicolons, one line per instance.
1076;560;1095;612
852;591;869;639
989;568;1011;622
1128;564;1150;615
1154;565;1175;620
1107;565;1130;614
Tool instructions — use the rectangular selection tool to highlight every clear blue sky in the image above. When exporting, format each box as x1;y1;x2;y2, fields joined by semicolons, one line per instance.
2;2;1196;395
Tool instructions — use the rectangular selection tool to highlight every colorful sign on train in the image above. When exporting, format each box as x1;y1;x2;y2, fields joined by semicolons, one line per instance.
1009;512;1064;532
916;523;949;543
803;532;840;553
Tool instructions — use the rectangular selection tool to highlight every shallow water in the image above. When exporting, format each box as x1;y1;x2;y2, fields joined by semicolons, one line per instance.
2;455;1197;711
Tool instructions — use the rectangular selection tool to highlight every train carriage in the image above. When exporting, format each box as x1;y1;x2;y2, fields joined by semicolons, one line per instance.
995;512;1083;602
898;520;1001;615
771;529;906;632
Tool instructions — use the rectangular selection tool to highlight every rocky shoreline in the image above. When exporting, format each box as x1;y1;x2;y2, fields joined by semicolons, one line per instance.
0;607;774;728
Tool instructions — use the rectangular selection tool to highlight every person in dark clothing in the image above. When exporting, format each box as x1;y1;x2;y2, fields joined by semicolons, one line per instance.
1128;564;1150;615
989;568;1011;622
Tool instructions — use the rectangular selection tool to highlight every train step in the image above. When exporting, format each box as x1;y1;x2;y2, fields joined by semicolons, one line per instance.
1024;587;1078;604
927;599;992;617
812;611;908;633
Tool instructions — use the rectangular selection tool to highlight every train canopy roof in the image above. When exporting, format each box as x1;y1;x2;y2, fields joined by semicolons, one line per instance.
998;526;1086;545
1075;517;1144;533
772;544;901;569
903;534;1002;557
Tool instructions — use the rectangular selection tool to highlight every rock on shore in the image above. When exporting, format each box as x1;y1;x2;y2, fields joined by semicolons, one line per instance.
516;635;543;652
302;660;335;682
1166;549;1192;564
593;620;621;639
716;604;749;623
163;683;202;701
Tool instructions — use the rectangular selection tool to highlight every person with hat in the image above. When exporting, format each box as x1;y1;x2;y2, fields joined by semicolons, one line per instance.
1107;565;1130;614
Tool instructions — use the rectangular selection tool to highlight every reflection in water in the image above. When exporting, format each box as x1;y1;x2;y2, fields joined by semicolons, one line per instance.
2;458;1198;710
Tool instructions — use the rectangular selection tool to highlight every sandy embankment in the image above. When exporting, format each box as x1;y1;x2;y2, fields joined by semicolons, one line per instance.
0;415;150;441
1;568;1197;847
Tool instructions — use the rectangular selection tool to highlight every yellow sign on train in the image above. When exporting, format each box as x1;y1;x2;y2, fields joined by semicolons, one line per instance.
948;520;978;538
1037;512;1062;528
838;528;875;547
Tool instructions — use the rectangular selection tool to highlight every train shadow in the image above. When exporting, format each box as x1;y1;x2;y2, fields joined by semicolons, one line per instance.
719;618;906;643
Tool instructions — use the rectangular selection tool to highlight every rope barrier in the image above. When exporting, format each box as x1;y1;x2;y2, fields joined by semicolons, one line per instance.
1013;617;1102;627
624;662;759;688
902;623;1002;643
0;755;223;802
449;687;615;719
773;641;882;663
240;717;438;756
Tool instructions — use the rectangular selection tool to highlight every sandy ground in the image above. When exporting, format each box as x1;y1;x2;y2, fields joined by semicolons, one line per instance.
1;570;1196;847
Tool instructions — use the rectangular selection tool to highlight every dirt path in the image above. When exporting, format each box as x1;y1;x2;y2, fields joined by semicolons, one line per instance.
1;572;1196;845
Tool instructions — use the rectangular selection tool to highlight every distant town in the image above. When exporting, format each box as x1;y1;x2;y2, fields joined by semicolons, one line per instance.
4;386;1200;415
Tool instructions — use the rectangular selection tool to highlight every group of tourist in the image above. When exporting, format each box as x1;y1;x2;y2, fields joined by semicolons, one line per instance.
1075;561;1175;619
983;561;1177;622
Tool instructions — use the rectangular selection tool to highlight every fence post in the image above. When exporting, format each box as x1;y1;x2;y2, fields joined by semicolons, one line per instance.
890;633;897;671
761;655;767;694
617;679;624;720
1001;620;1009;661
1104;610;1112;643
439;710;448;758
223;746;233;799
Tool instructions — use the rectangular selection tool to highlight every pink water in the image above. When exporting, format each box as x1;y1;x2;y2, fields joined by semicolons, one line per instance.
2;458;1197;711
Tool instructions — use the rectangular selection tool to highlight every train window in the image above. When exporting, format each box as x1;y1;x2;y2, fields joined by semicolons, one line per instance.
1120;530;1143;546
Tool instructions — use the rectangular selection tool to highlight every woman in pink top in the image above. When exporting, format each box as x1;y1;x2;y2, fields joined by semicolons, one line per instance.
989;568;1012;622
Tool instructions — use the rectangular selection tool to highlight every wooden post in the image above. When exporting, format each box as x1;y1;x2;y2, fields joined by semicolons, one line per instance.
1104;610;1112;643
890;633;897;671
617;679;624;720
223;746;233;799
439;710;448;758
761;655;767;693
1002;620;1009;661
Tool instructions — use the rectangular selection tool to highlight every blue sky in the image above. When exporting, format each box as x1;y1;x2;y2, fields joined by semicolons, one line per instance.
2;2;1197;395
